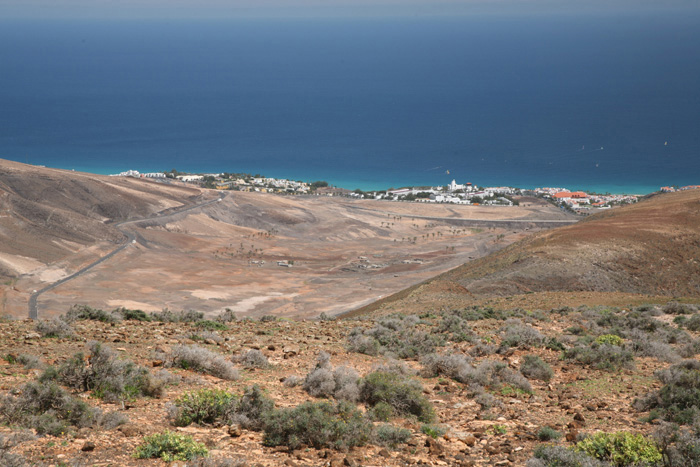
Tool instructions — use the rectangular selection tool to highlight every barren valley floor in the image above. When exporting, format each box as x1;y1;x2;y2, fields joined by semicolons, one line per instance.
6;192;573;319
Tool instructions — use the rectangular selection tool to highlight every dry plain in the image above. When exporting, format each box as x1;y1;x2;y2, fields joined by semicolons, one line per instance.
6;186;573;320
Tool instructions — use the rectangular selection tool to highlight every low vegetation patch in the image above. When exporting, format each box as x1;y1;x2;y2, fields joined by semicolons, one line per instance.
574;431;662;466
234;349;270;369
359;371;435;423
520;355;554;382
63;304;121;323
634;359;700;424
262;400;371;451
303;352;360;402
564;340;634;371
170;388;237;426
151;309;204;323
135;431;208;462
42;341;165;402
527;444;608;467
35;318;74;338
346;314;444;359
167;345;239;380
373;424;412;448
0;380;123;436
169;385;274;431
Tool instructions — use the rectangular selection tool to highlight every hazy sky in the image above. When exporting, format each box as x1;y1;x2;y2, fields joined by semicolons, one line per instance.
2;0;698;20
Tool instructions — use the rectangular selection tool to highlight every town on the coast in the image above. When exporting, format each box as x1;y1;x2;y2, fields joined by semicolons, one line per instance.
111;169;698;215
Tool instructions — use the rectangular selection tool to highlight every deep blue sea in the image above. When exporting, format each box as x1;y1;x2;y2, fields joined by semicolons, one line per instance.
1;13;699;193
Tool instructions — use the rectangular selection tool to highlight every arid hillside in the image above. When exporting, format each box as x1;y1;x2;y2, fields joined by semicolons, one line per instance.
351;189;700;317
0;159;206;279
445;189;700;296
0;160;574;319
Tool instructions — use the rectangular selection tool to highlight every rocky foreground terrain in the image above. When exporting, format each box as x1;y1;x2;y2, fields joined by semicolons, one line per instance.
1;299;699;466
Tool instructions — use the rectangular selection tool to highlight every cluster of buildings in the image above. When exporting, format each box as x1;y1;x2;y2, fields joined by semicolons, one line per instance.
110;170;167;179
214;177;310;194
534;187;639;210
378;180;515;206
660;185;700;193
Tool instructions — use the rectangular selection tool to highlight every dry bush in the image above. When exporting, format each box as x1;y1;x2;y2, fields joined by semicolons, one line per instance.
520;355;554;382
303;352;360;402
35;318;74;338
234;349;270;369
263;400;371;451
499;319;544;350
420;353;473;380
347;314;444;359
634;359;700;425
0;380;107;436
151;309;204;323
45;341;165;402
168;345;239;380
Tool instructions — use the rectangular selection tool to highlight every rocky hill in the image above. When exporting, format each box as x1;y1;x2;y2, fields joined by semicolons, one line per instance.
0;159;205;280
352;189;700;317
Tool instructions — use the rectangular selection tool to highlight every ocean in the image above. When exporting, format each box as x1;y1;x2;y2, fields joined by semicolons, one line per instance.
0;12;699;193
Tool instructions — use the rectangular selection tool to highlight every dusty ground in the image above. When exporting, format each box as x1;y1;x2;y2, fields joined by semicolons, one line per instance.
5;191;573;320
0;300;695;466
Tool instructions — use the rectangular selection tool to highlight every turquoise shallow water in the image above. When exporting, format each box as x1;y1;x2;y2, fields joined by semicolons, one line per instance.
1;14;699;194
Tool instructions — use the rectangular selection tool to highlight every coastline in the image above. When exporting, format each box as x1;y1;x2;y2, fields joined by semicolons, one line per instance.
34;161;663;196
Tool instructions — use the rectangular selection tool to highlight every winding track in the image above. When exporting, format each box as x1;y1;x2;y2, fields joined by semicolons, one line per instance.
28;194;224;319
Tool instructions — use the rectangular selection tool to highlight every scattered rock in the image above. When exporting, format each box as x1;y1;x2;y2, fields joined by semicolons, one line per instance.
81;441;96;452
227;424;242;437
283;345;300;358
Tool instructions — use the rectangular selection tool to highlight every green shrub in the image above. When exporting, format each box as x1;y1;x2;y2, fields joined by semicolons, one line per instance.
368;401;394;421
116;308;151;321
64;304;120;323
421;424;446;439
520;355;554;382
595;334;624;346
360;371;435;423
170;385;273;431
134;431;208;461
544;337;566;351
215;309;237;323
196;320;227;331
685;314;700;332
262;400;371;450
373;424;412;448
564;342;634;371
575;431;661;466
634;359;700;424
171;389;237;426
537;426;562;441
